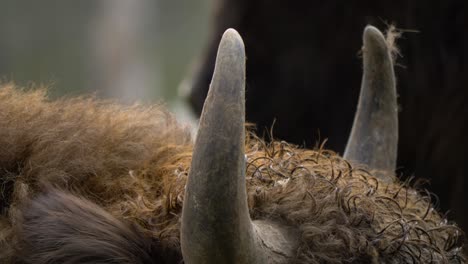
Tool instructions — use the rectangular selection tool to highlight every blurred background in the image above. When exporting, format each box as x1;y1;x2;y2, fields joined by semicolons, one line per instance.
0;0;212;122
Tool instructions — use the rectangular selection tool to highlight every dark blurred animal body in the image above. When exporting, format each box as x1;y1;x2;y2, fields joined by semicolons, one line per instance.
0;27;465;263
187;0;468;232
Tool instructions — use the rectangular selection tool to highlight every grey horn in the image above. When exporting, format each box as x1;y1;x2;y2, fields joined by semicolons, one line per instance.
344;25;398;179
181;29;296;264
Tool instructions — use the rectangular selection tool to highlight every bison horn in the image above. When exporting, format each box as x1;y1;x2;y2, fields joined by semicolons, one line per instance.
181;29;296;263
344;25;398;179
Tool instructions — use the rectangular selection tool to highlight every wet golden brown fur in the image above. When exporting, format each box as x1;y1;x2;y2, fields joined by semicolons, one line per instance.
0;84;464;263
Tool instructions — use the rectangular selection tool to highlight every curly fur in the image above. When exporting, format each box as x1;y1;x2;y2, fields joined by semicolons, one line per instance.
0;84;464;263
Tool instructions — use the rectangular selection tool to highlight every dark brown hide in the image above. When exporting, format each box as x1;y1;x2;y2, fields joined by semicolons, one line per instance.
15;189;182;264
187;0;468;233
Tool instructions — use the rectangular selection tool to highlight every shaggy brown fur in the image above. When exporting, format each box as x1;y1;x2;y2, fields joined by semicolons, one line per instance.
0;84;464;263
16;190;181;263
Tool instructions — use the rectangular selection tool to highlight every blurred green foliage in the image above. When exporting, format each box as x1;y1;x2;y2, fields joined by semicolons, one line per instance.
0;0;211;105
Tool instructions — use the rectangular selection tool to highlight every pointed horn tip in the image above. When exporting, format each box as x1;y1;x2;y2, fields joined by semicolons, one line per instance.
209;28;245;97
223;28;241;38
222;28;243;43
363;25;388;52
218;28;245;57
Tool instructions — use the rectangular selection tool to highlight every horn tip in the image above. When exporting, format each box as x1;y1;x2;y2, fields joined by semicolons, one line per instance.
223;28;241;37
223;28;242;40
363;25;388;51
219;28;245;54
211;28;245;95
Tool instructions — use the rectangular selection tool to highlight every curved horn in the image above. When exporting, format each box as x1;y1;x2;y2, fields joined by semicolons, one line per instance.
344;26;398;177
181;29;261;263
181;29;296;264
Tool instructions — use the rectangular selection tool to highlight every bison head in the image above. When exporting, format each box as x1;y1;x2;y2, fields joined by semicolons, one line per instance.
3;26;464;264
180;27;462;263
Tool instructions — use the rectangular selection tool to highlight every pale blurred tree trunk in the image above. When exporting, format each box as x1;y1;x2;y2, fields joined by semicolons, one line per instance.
89;0;160;102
